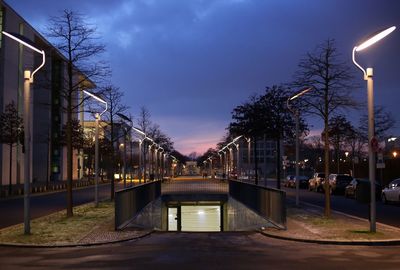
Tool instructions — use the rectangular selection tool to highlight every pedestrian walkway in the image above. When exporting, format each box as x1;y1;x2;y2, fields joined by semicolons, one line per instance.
261;200;400;245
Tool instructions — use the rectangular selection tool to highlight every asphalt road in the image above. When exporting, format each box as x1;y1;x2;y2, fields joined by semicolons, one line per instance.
0;232;399;270
0;184;111;229
282;185;400;228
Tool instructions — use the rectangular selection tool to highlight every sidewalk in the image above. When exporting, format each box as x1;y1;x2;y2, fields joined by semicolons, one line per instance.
260;201;400;245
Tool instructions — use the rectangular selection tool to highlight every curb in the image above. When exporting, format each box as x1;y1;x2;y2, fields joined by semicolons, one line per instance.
260;200;400;246
258;230;400;246
0;230;154;249
299;200;400;232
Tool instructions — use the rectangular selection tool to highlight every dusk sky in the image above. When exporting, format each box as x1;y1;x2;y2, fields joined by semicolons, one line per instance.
6;0;400;155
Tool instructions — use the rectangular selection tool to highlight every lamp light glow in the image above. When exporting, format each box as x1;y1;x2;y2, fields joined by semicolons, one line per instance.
289;87;313;101
232;135;243;142
132;127;146;136
83;90;108;116
355;26;396;51
2;31;46;81
2;31;43;54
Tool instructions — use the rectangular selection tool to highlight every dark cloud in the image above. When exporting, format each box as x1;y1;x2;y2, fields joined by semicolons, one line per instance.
6;0;400;154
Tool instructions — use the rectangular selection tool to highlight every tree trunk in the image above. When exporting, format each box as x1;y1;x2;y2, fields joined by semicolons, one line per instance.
253;136;258;185
324;119;331;218
8;144;12;195
336;145;340;174
142;139;145;183
110;116;115;200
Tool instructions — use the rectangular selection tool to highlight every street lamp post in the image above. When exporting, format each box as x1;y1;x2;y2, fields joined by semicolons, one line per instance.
2;31;46;235
352;25;396;232
138;139;143;183
148;145;152;179
233;142;240;179
130;126;146;184
159;147;164;180
287;87;313;206
245;137;251;180
83;90;107;207
143;137;154;182
122;141;127;187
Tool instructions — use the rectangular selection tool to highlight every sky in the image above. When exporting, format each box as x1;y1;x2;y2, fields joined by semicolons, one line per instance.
5;0;400;155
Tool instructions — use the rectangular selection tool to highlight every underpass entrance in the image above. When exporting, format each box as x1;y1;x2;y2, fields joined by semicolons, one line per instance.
117;178;286;231
167;203;222;232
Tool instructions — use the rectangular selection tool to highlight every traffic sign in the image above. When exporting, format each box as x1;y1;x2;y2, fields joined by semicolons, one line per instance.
377;150;385;169
376;163;385;169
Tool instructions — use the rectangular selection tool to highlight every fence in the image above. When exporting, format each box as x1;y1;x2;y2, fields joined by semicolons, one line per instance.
162;179;228;194
115;180;161;230
229;180;286;229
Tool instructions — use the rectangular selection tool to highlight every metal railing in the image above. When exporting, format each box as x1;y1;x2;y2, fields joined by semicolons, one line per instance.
115;180;161;230
229;180;286;229
162;179;228;194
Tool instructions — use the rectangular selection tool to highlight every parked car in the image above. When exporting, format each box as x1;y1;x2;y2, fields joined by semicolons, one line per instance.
344;178;382;200
290;176;310;189
284;175;295;187
308;173;325;192
229;170;238;179
327;174;353;194
382;178;400;204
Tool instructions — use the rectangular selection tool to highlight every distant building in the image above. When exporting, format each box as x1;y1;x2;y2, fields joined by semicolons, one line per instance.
215;136;283;180
183;161;200;176
239;137;281;178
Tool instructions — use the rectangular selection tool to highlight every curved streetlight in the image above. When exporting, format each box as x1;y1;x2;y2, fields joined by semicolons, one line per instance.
116;113;134;188
126;125;147;184
83;90;107;207
242;137;251;179
287;87;313;206
352;25;396;233
2;31;46;235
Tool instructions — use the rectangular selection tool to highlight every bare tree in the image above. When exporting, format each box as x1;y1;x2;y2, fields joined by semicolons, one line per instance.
136;107;174;181
322;115;355;173
230;95;263;184
46;10;109;216
137;107;152;182
293;39;358;217
345;128;365;178
256;85;307;189
147;123;174;180
0;101;23;195
359;105;395;142
188;152;198;161
148;124;174;151
100;85;129;200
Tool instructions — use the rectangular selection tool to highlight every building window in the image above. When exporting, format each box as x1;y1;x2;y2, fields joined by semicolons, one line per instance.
52;165;59;173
